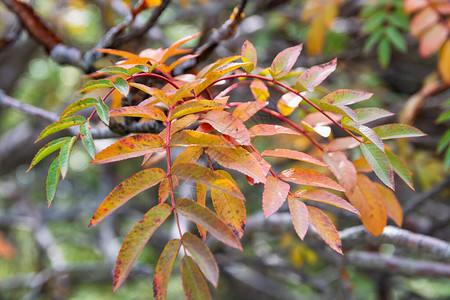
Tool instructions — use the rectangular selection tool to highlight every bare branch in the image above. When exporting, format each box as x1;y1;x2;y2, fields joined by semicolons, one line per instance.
403;176;450;214
345;251;450;277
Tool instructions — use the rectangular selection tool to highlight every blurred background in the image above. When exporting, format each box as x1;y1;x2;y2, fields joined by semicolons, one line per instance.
0;0;449;299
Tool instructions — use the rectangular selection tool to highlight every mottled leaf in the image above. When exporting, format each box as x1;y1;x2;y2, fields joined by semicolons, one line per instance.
79;79;113;93
110;106;166;121
262;149;327;167
295;58;337;92
170;130;234;148
232;101;268;122
60;98;97;120
262;176;290;217
200;110;251;145
46;156;60;207
158;177;180;204
347;174;387;236
375;183;403;227
270;44;303;79
98;66;129;76
307;206;342;254
36;116;85;142
322;151;357;194
345;122;384;150
294;189;359;215
206;147;266;184
211;170;246;238
172;163;244;199
288;196;309;240
176;198;242;250
250;79;269;102
352;107;394;124
180;256;211;300
59;136;76;179
373;124;426;140
195;62;251;94
241;40;257;73
153;239;182;300
89;168;166;226
279;168;345;192
27;137;71;172
360;142;394;190
248;124;301;137
182;232;219;287
320;89;373;106
92;134;165;164
113;204;172;291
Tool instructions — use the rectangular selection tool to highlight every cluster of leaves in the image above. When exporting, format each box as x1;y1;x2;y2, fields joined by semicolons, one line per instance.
28;33;425;299
361;0;409;68
404;0;450;83
437;99;450;170
301;0;344;56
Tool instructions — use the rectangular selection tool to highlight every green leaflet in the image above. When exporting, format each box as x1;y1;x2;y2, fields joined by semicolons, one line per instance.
80;122;96;159
95;98;110;125
385;150;414;190
59;98;97;120
36;116;85;142
46;156;61;207
59;136;77;179
98;66;129;76
114;77;129;97
28;137;72;172
79;79;113;93
360;142;394;190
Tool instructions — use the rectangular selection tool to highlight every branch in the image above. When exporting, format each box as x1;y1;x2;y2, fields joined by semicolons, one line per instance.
173;0;248;75
340;225;450;261
403;176;450;214
345;251;450;277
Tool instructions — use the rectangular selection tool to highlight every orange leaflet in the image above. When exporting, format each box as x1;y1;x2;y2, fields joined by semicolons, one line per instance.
347;174;387;236
182;232;219;287
153;239;181;300
92;134;165;164
180;256;211;300
159;114;199;140
294;189;359;215
375;183;403;227
170;99;227;120
110;106;167;121
196;183;208;240
279;168;345;192
232;101;268;122
288;196;309;240
248;124;301;137
172;163;244;199
307;206;343;255
89;168;166;227
173;146;204;166
322;151;357;194
206;147;266;184
170;130;234;148
262;176;290;217
262;148;327;167
113;204;172;292
200;110;251;145
176;198;242;250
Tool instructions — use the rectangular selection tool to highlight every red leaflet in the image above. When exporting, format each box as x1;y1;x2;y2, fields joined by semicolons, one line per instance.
262;176;290;217
241;40;257;73
89;168;166;227
295;58;337;92
288;196;309;240
294;189;359;215
248;124;301;137
307;206;343;255
113;204;172;291
92;134;165;164
270;44;303;79
279;168;345;192
322;151;357;194
262;149;327;167
200;110;251;145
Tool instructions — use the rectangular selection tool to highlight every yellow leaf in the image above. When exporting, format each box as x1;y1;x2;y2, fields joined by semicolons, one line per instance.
144;0;162;7
439;40;450;84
